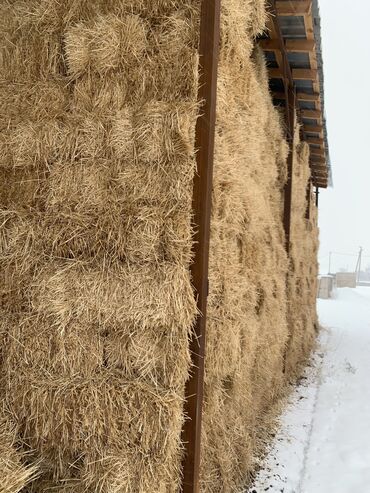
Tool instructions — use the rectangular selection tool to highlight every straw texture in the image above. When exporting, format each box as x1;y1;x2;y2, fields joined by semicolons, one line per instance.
0;0;319;491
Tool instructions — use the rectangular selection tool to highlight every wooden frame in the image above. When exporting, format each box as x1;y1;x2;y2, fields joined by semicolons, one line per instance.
181;1;221;492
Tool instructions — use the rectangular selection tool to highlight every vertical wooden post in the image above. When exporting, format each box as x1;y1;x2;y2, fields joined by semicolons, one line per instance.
305;180;311;220
283;88;296;254
181;1;221;492
315;186;319;207
267;0;296;254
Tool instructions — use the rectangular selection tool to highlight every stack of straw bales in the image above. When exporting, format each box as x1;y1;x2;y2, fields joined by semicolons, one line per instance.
200;3;290;491
1;0;200;491
199;2;319;491
285;133;319;377
0;0;319;491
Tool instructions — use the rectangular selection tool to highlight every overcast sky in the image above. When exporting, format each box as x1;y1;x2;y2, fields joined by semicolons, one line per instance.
318;0;370;273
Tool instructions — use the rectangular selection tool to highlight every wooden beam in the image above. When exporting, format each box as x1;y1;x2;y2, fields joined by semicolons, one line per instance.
276;0;312;15
271;68;318;81
311;163;327;171
292;68;318;81
266;0;296;254
303;124;323;133
285;39;316;52
259;39;280;50
314;182;328;189
274;92;321;103
307;137;324;146
310;151;326;159
268;68;285;79
181;1;221;492
301;109;321;120
298;93;320;102
283;88;296;254
305;181;311;220
260;38;315;52
311;163;326;170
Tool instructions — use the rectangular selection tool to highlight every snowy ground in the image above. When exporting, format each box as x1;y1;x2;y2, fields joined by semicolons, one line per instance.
248;287;370;493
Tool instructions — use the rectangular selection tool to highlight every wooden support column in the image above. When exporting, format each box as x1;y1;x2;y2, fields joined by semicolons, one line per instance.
267;0;296;253
305;180;311;220
181;1;221;492
315;187;319;207
283;88;296;253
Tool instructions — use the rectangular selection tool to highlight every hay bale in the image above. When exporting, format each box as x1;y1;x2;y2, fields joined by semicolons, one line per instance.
199;2;318;491
0;0;319;490
64;14;149;78
6;373;184;491
0;1;200;490
284;134;319;376
0;415;39;493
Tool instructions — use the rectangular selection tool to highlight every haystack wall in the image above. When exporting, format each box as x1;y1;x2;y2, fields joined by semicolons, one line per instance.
1;1;200;491
0;1;319;491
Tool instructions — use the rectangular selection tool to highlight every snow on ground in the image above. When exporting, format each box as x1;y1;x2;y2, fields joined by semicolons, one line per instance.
248;287;370;493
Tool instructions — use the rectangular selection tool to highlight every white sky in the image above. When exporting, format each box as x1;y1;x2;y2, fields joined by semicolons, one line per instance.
318;0;370;273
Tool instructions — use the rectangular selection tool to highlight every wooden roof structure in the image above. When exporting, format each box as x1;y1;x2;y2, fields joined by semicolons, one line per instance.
260;0;331;189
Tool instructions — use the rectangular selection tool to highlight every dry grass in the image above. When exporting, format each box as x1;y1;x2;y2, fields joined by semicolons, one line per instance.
200;36;290;493
1;1;200;491
0;415;39;493
199;2;319;491
0;0;319;491
284;134;319;376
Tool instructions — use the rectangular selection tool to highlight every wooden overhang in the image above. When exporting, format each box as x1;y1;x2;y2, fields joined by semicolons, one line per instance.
260;0;331;189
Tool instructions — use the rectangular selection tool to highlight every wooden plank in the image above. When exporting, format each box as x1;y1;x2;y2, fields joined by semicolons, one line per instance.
285;39;316;52
181;1;221;492
305;181;311;220
310;152;326;160
307;137;324;146
311;163;327;170
311;171;328;176
292;68;318;80
303;124;323;133
266;0;296;254
283;88;296;254
268;68;285;79
276;0;312;15
271;68;318;81
314;182;328;189
311;159;327;166
301;109;321;120
303;8;315;41
274;92;320;103
311;162;326;169
260;39;315;52
259;39;280;50
298;92;320;102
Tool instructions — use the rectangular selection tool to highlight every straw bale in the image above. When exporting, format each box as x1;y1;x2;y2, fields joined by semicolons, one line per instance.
284;136;319;376
64;14;149;78
0;80;69;127
5;373;184;492
200;40;290;488
1;0;200;489
0;121;62;169
198;1;316;491
0;0;319;490
0;414;39;493
29;262;196;334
